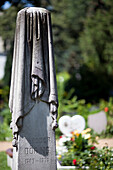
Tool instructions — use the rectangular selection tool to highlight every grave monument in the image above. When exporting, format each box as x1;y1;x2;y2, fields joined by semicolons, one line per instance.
88;111;107;134
9;7;58;170
59;115;85;136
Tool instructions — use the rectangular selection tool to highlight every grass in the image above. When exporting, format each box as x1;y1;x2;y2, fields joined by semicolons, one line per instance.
0;152;11;170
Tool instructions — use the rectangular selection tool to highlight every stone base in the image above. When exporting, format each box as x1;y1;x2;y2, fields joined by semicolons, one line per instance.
6;148;13;169
12;102;57;170
57;161;75;170
57;166;75;170
7;154;12;169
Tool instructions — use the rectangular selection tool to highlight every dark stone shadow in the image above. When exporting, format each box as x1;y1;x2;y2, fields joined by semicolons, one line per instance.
19;101;50;157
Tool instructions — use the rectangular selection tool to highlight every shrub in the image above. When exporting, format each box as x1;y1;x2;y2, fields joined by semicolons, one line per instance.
57;129;113;169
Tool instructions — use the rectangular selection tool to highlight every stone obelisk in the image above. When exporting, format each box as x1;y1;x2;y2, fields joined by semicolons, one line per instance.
9;7;58;170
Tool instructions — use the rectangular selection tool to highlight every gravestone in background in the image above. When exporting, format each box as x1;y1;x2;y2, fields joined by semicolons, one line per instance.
88;111;107;134
9;7;58;170
59;115;85;136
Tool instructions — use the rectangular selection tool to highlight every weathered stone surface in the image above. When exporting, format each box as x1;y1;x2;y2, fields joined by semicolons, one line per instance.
13;102;57;170
9;7;58;170
88;111;107;134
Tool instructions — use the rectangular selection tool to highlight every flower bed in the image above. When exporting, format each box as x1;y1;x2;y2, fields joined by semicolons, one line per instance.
57;129;113;169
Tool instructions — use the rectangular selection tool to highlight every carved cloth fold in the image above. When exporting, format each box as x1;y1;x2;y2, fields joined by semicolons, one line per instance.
9;7;58;137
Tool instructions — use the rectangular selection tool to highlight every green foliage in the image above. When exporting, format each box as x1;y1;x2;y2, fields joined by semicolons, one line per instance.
56;77;113;137
58;132;113;169
98;97;113;138
80;1;113;74
0;105;11;125
0;86;9;104
52;0;90;72
100;124;113;139
57;72;92;120
55;127;62;140
0;92;12;141
57;72;73;118
3;47;13;86
0;152;11;170
65;65;113;103
56;72;112;127
60;147;113;169
0;6;18;43
0;87;12;141
0;5;23;86
0;85;11;125
52;0;113;102
57;72;108;123
1;0;113;102
0;122;12;141
64;134;89;153
99;98;113;117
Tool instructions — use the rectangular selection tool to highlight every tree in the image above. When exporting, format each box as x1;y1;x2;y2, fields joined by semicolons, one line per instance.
51;0;90;72
66;0;113;102
80;0;113;74
51;0;113;102
0;5;22;85
1;0;113;102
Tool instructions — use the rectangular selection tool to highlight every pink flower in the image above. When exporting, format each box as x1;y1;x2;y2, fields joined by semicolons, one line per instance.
104;107;109;112
59;136;62;138
73;159;77;165
90;146;95;150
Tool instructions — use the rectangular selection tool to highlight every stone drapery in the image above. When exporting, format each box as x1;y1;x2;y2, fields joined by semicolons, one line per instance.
9;7;58;147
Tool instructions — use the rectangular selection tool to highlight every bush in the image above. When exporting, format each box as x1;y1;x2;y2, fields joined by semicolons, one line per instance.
0;122;12;141
57;129;113;169
0;105;11;125
0;152;11;170
0;104;12;141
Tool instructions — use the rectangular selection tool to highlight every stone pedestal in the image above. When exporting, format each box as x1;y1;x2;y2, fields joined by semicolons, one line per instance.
13;102;57;170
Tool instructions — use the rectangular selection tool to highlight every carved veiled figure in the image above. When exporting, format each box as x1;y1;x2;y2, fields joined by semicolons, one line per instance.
9;7;58;170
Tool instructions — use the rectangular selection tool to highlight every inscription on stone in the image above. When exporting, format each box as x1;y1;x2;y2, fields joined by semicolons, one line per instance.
18;135;53;167
25;158;35;164
24;157;49;164
25;146;49;155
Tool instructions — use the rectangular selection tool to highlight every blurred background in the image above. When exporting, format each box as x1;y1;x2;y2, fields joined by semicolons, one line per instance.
1;0;113;169
0;0;113;151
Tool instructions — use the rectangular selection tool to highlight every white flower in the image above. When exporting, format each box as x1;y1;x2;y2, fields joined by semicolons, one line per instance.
56;146;68;155
58;136;71;146
83;133;91;139
85;166;89;169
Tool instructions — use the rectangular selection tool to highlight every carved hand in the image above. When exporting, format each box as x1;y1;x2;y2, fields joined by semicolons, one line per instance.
50;103;58;130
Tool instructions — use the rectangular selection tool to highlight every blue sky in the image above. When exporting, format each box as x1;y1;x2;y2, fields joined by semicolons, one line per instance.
3;1;11;9
2;1;34;9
